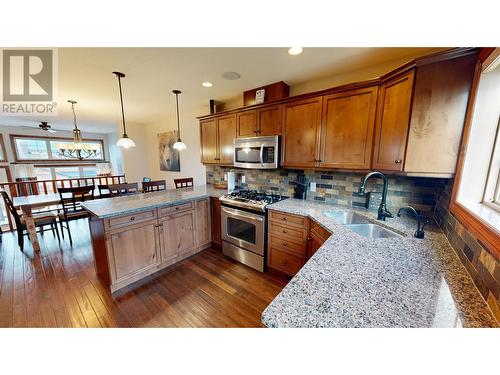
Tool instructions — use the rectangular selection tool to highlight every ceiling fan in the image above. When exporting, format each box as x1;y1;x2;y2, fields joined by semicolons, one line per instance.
38;121;57;133
18;122;57;133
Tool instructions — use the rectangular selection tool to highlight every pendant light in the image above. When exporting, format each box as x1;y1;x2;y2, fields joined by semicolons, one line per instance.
172;90;187;151
56;100;99;160
113;71;136;148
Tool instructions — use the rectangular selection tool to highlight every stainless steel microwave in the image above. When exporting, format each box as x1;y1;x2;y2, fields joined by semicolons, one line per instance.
233;135;279;169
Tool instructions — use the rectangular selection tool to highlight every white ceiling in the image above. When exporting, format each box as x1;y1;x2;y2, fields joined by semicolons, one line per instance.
1;47;441;134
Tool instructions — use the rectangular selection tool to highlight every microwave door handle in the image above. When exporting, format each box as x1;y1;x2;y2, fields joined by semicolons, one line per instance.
260;144;264;166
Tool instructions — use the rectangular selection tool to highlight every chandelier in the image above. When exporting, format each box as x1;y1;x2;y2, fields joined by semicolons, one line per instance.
57;100;101;160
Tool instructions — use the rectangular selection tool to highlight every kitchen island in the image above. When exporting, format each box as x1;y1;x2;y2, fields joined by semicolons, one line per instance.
82;185;224;293
262;199;498;328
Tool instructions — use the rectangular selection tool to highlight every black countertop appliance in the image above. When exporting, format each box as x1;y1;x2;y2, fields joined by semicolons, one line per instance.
292;173;307;200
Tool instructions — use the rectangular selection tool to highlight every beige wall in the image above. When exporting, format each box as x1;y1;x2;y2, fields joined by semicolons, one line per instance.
120;110;206;189
120;49;445;188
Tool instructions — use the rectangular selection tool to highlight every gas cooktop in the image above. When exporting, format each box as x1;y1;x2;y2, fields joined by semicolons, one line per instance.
219;190;287;212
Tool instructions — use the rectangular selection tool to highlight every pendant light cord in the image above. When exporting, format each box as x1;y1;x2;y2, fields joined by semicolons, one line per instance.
70;102;77;130
117;75;127;135
175;91;181;138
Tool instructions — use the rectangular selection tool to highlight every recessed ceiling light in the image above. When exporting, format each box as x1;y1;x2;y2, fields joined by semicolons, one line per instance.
288;47;303;56
202;82;213;87
222;71;240;80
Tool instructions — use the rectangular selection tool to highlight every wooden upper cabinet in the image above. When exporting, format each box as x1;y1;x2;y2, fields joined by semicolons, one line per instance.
237;110;258;137
319;86;378;169
282;97;323;168
236;105;282;138
200;118;218;164
217;114;236;164
257;105;282;136
404;54;476;176
372;70;415;171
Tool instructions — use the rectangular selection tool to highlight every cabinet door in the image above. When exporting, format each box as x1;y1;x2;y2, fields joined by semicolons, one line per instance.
217;114;237;165
237;110;258;137
308;232;323;258
195;198;211;248
211;197;222;248
108;220;161;285
282;97;323;168
160;211;196;264
372;70;415;171
404;54;476;175
200;118;218;164
258;105;282;136
320;86;378;169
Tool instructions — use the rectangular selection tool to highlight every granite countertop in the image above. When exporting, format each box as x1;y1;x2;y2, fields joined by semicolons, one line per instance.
262;198;499;328
81;185;225;219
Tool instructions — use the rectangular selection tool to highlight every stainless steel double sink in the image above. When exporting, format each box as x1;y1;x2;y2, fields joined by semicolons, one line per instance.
324;211;400;239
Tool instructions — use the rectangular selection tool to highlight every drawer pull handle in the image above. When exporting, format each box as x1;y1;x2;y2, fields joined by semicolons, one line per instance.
130;216;136;221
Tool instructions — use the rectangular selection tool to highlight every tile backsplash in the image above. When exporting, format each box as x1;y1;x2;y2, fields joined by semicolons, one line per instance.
434;179;500;323
206;166;444;214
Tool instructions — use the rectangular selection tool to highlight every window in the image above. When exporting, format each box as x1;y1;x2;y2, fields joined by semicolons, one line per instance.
11;135;105;162
483;118;500;208
451;48;500;256
33;165;99;181
0;134;7;162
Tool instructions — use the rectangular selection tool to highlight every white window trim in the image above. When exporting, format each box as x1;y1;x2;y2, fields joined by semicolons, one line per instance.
481;106;500;212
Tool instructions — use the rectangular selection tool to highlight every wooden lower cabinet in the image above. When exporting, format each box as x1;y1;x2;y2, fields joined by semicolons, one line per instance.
106;219;162;291
267;210;331;277
211;196;222;249
267;210;309;277
90;199;212;293
159;210;196;266
308;220;331;258
195;198;212;248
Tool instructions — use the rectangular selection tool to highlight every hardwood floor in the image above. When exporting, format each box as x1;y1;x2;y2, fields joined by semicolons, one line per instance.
0;219;287;328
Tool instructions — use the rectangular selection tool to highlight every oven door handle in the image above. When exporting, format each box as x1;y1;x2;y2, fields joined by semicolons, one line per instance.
260;144;264;166
222;206;264;222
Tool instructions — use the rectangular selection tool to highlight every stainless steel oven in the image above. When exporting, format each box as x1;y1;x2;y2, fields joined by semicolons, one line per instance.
221;205;265;272
233;135;279;169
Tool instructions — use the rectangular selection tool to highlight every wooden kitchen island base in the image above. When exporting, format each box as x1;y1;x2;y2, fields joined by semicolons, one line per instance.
89;198;212;293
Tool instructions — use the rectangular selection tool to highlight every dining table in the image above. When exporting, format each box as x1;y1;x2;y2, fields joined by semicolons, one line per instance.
13;193;63;251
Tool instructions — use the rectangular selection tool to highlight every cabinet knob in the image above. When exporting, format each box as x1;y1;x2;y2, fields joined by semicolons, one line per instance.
283;230;287;234
395;159;402;164
282;260;288;265
282;217;287;221
130;216;135;221
283;242;288;246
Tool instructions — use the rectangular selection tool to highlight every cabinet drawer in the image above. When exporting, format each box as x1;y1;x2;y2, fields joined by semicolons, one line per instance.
268;210;307;228
269;234;307;257
310;220;331;240
268;248;305;276
108;210;156;228
159;201;194;217
269;222;308;243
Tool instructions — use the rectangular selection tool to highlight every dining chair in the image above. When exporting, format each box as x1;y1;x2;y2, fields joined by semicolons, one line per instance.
142;180;167;193
174;177;194;189
108;182;139;197
97;184;111;198
1;191;60;251
57;185;94;245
